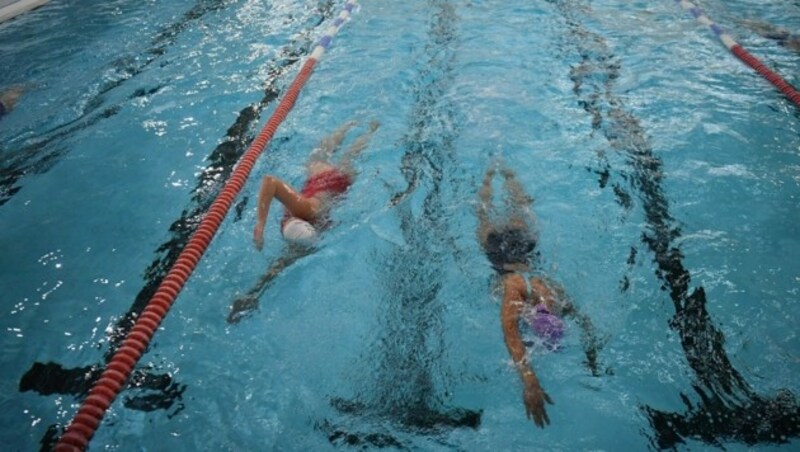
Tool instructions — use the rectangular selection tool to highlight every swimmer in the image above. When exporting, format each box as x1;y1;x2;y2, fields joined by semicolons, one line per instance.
253;119;380;250
0;85;25;119
230;120;379;323
739;19;800;54
477;162;603;428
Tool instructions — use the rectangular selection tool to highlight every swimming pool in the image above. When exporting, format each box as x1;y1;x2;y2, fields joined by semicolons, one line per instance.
1;0;798;449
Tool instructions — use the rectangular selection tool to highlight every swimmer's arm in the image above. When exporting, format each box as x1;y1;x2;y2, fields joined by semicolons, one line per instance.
253;176;315;251
254;176;291;250
530;277;559;310
532;277;605;376
253;177;272;250
503;274;553;427
501;274;539;385
562;300;605;377
228;246;312;323
249;246;311;295
248;255;294;295
0;85;25;114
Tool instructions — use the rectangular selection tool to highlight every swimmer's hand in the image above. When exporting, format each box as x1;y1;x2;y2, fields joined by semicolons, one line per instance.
253;223;265;251
228;294;258;324
522;375;552;428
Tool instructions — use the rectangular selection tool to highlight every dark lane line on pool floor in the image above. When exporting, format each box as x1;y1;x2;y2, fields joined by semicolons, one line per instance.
552;0;799;447
18;2;337;450
320;2;480;448
0;0;231;207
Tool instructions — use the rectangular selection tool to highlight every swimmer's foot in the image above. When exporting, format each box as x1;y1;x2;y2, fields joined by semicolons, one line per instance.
482;164;497;186
338;120;357;136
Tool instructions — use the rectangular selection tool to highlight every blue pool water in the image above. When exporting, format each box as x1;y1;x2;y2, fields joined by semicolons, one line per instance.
1;0;799;450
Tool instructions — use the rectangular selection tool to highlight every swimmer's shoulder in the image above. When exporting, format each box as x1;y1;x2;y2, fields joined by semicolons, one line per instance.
502;273;528;295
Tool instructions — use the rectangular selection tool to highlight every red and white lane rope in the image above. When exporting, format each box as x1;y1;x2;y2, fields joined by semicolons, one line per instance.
674;0;800;107
55;1;359;450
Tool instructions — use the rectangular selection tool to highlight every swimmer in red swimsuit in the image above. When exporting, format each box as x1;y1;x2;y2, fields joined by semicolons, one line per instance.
253;120;380;250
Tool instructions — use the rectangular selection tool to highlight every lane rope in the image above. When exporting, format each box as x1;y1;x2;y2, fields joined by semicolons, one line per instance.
54;1;359;450
674;0;800;107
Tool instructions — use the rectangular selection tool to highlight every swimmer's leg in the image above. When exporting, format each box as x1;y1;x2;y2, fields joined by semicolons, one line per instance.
501;166;536;230
476;166;497;246
310;120;358;162
338;120;380;175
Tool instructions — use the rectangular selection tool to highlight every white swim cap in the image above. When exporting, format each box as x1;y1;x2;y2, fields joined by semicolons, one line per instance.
281;217;318;244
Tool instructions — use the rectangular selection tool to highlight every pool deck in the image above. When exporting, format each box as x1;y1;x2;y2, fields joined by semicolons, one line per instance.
0;0;49;24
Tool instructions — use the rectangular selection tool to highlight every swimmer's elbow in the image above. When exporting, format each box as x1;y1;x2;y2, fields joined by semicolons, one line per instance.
260;175;275;187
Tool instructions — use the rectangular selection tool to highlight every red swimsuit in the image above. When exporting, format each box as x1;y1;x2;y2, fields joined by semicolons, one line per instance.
282;169;352;229
300;168;352;198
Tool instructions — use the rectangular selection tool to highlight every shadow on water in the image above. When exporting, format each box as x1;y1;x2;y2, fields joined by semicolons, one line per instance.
551;0;799;447
17;2;337;450
319;2;480;448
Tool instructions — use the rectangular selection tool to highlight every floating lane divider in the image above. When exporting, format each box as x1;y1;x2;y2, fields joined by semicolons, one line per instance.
674;0;800;107
55;1;359;450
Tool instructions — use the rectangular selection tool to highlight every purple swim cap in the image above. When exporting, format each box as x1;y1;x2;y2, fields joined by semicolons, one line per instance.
526;305;564;349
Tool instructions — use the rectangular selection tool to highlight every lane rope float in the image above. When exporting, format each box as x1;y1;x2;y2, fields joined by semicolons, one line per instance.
674;0;800;107
54;1;359;450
